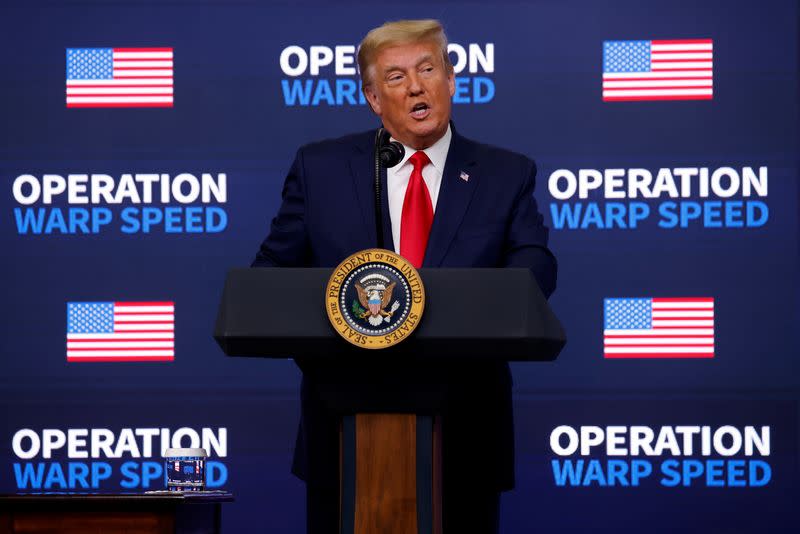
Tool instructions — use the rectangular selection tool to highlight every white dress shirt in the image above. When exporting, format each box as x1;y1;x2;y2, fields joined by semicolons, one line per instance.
387;124;452;254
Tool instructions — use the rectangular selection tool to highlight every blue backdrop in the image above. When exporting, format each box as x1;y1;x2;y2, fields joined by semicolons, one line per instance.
1;0;798;532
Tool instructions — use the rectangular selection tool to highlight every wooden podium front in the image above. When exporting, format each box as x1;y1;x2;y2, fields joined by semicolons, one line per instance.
341;414;441;534
0;492;233;534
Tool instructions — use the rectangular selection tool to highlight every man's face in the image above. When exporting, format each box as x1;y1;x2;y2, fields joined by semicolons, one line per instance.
363;41;455;150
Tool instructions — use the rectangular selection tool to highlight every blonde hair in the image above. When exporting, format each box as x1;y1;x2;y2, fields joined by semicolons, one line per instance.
358;19;453;85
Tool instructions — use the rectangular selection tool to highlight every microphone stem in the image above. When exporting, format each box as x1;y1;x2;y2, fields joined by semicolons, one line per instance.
373;128;385;250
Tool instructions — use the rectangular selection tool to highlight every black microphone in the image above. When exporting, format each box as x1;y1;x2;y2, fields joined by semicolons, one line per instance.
373;128;405;250
378;129;405;168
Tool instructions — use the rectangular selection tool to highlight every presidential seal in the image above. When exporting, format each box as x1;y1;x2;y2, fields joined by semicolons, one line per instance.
325;249;425;349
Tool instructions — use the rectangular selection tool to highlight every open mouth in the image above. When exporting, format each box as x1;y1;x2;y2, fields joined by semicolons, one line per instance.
410;103;430;119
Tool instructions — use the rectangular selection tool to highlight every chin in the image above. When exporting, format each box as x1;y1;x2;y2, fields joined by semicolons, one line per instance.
409;122;443;140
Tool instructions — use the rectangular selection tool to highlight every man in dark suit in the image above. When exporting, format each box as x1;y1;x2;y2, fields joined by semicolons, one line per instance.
252;19;556;533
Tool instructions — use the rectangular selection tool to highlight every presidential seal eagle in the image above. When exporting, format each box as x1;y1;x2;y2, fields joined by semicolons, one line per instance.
355;280;400;326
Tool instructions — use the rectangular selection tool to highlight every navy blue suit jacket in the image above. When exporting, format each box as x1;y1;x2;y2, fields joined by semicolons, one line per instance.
252;125;556;491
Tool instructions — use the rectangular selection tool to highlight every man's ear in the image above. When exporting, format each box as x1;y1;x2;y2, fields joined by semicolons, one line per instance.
447;70;455;98
363;84;382;116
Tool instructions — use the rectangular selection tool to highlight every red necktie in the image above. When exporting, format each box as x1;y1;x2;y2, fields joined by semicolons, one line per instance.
400;151;433;269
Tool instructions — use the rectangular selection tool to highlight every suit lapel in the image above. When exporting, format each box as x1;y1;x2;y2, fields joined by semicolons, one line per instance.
348;133;394;251
423;131;478;267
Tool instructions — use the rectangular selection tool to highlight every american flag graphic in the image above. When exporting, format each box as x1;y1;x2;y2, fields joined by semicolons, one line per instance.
603;298;714;359
66;48;173;108
66;302;175;362
602;39;713;101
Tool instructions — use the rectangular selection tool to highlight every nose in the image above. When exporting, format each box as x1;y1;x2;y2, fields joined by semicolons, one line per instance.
407;72;424;95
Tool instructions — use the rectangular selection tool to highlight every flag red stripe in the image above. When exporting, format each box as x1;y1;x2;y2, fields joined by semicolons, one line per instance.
604;353;715;359
67;85;173;89
114;301;174;306
652;39;713;45
111;329;174;333
113;312;173;315
67;347;173;351
651;307;713;311
67;356;175;362
652;325;714;329
604;344;714;348
68;94;173;98
114;321;173;324
604;86;713;91
651;58;713;63
67;103;174;108
114;67;174;71
646;68;713;71
605;335;713;338
653;298;714;302
603;77;713;82
603;85;713;89
113;48;173;52
67;342;173;350
651;52;712;55
653;317;714;321
604;95;713;101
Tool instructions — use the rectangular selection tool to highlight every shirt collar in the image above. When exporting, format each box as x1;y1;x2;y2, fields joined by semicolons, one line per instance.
391;124;452;174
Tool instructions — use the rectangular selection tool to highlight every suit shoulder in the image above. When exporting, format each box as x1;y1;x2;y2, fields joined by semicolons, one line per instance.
466;137;535;167
459;135;537;182
296;130;373;160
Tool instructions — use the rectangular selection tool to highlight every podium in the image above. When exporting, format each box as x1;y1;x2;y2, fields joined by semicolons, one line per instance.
0;493;233;534
214;268;565;534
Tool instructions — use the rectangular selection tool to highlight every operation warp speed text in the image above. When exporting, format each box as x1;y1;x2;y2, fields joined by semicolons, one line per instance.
11;173;228;235
279;43;495;106
549;425;772;488
11;427;228;490
547;166;769;230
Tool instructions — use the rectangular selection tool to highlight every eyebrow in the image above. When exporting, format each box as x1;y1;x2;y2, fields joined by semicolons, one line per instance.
383;54;435;74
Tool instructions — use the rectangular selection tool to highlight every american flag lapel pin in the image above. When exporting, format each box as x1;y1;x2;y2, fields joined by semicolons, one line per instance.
459;171;469;182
